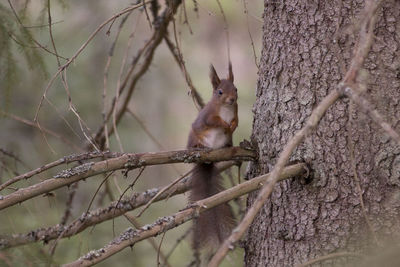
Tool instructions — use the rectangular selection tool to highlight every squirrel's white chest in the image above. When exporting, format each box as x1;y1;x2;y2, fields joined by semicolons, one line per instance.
219;106;235;124
203;128;228;148
202;106;234;149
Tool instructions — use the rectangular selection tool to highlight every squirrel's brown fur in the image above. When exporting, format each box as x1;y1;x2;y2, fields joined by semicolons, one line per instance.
187;63;238;251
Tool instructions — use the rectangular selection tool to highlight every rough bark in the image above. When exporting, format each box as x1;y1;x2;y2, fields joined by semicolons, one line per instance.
245;1;400;266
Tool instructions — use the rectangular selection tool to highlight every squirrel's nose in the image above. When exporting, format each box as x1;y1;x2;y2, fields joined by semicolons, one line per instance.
228;97;236;104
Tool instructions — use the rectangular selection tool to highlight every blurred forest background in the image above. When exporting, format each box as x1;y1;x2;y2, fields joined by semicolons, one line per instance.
0;0;262;266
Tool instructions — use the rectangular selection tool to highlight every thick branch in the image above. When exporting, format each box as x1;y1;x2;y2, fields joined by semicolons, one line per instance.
62;163;307;267
0;162;236;250
0;147;255;210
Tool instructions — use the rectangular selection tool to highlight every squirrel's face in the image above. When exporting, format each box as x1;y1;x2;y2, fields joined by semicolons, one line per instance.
214;79;238;106
209;63;237;106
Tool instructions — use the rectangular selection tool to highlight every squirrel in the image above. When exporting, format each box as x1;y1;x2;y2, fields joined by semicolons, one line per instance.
187;62;238;252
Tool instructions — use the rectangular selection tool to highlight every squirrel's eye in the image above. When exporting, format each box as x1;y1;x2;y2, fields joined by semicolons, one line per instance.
218;89;223;95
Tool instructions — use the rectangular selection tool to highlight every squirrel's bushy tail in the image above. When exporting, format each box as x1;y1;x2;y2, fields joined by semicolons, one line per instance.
189;163;235;250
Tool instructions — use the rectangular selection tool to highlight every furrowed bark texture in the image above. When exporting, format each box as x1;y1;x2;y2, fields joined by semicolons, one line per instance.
245;1;400;266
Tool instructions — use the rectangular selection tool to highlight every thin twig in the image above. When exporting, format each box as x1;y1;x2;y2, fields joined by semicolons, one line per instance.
136;168;193;217
157;232;167;267
142;0;152;29
127;108;167;150
112;1;182;132
61;70;100;152
296;252;364;267
91;0;179;149
0;110;81;151
103;12;134;150
126;108;182;176
242;0;259;69
165;228;192;260
111;13;139;153
95;32;154;150
167;19;204;109
24;20;64;29
112;167;146;236
34;2;148;122
47;0;61;66
343;86;400;146
7;0;68;60
111;173;172;267
215;0;231;63
348;101;380;245
60;183;79;225
182;0;193;34
86;171;115;215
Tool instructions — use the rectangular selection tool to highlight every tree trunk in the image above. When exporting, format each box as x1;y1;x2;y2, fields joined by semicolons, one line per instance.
245;0;400;266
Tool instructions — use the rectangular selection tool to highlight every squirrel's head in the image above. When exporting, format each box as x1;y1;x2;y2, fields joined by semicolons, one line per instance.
210;62;238;106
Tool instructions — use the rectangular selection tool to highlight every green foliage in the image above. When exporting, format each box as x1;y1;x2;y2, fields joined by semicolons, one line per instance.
0;1;48;111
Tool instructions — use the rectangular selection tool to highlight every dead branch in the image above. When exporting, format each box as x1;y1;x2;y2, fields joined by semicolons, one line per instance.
208;1;382;265
61;163;306;267
164;34;204;109
110;175;172;267
0;110;82;152
0;173;189;250
112;1;182;129
93;0;183;150
34;1;149;121
0;163;304;251
0;147;255;210
0;151;111;192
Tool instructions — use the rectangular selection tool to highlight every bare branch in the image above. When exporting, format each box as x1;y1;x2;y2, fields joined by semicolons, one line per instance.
0;147;255;210
61;163;307;267
136;168;193;217
34;1;149;121
215;0;231;62
112;1;182;131
0;151;109;192
0;163;305;251
0;110;82;152
164;32;204;109
111;174;172;267
93;0;183;150
242;0;259;69
47;0;61;66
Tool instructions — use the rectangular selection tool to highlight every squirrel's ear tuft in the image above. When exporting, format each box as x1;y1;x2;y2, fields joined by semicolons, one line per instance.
210;64;220;90
228;62;234;83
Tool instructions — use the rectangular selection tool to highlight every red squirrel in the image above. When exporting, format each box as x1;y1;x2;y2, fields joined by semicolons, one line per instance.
187;63;238;251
